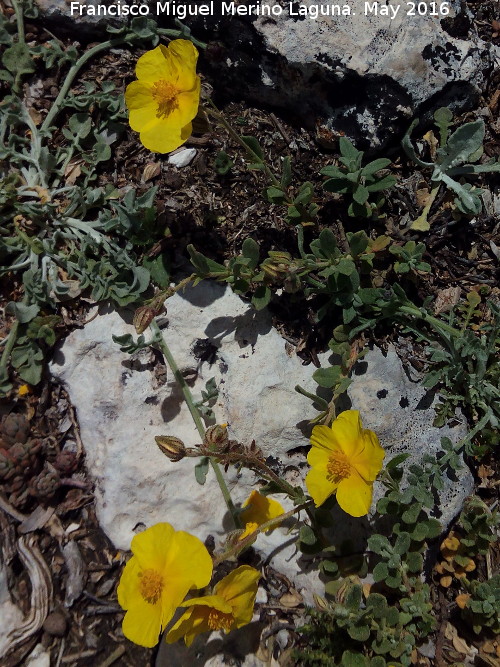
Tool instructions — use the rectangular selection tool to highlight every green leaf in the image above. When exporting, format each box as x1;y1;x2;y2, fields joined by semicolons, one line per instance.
320;164;346;179
312;365;342;388
434;106;453;146
299;524;317;545
6;302;39;324
365;175;397;192
68;113;92;140
252;285;271;310
347;230;369;257
361;158;391;177
386;453;410;470
242;135;264;160
195;457;209;485
265;186;286;204
368;534;391;555
347;623;370;642
341;650;368;667
353;184;369;205
318;228;338;259
345;584;362;611
241;237;260;269
2;42;35;76
402;504;422;524
143;253;171;288
394;532;411;555
214;150;233;175
437;119;485;172
441;174;482;214
339;136;361;162
406;551;423;573
401;119;434;169
281;155;292;188
373;562;389;582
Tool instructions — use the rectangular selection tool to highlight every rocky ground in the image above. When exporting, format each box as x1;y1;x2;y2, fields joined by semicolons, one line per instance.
1;0;499;666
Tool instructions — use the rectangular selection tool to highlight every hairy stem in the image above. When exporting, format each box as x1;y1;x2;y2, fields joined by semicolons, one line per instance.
149;319;240;527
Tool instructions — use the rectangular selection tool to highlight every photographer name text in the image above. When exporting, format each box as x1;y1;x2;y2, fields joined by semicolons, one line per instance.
70;2;451;20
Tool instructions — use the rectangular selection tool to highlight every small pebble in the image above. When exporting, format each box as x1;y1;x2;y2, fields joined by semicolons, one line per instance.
168;148;197;168
43;611;67;637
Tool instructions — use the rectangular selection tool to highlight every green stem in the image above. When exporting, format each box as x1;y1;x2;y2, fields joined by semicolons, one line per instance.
0;321;19;373
398;304;460;338
206;100;288;196
11;0;26;95
41;37;128;133
12;0;25;45
149;319;240;527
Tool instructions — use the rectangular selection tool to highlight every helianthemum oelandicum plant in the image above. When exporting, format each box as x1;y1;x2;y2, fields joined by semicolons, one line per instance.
125;39;201;153
238;489;285;540
117;523;213;647
165;565;260;646
305;410;384;517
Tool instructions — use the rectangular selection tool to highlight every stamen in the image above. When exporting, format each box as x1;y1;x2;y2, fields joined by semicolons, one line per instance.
151;80;179;118
207;608;234;632
138;568;164;605
326;451;352;483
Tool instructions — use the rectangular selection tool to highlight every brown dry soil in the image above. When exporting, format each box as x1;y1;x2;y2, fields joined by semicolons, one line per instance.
1;1;499;666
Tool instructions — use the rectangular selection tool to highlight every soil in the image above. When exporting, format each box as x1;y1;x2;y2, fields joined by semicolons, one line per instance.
0;1;499;666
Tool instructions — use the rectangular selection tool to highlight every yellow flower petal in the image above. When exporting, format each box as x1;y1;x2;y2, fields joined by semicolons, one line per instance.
351;430;385;482
117;523;213;648
240;490;284;533
307;443;331;469
336;471;373;517
214;565;260;627
306;411;384;513
166;606;212;647
305;465;338;507
126;40;200;154
122;594;164;648
139;121;192;154
310;424;338;452
135;44;172;83
166;566;260;646
130;522;174;571
166;39;200;90
329;410;363;458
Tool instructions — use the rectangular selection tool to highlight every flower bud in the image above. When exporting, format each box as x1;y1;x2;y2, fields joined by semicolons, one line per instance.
155;435;186;462
203;424;229;453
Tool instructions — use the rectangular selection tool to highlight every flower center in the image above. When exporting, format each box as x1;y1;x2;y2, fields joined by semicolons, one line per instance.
138;568;164;605
151;80;179;118
326;451;352;483
207;608;234;632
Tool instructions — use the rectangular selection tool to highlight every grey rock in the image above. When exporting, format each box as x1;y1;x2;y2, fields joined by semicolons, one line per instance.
35;0;496;147
347;344;473;526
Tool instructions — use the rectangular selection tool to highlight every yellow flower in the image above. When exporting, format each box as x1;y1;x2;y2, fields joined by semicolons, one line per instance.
17;384;31;396
165;565;260;646
305;410;384;517
125;40;201;153
238;490;285;540
117;523;213;648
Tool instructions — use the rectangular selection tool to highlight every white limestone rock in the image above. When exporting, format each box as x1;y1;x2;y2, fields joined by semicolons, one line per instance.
50;282;319;553
168;148;197;168
50;282;472;577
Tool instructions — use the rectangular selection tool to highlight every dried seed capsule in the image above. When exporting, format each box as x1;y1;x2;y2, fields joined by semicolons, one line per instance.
203;424;229;453
155;436;186;462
